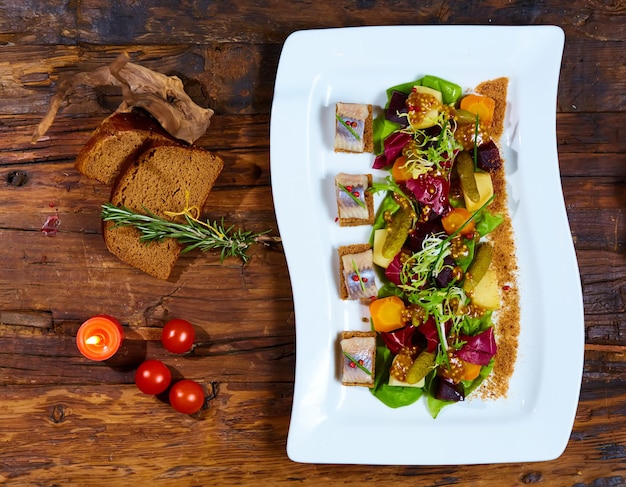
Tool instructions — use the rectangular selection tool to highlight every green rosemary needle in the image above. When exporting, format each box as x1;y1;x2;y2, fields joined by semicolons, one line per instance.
101;203;277;263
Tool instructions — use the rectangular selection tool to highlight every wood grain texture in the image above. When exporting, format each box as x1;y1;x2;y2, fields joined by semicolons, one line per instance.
0;0;625;485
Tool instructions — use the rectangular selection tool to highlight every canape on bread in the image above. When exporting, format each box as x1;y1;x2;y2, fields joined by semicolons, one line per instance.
335;173;374;226
338;244;378;300
340;331;376;387
334;102;373;153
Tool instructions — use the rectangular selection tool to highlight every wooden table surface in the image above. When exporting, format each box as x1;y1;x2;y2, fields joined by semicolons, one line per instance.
1;1;624;485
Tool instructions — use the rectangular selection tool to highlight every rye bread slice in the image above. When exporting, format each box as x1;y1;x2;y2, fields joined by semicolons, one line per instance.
75;110;179;185
104;142;224;280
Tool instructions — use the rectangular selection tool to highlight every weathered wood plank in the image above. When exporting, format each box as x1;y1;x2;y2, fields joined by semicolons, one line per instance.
2;0;625;46
0;374;622;485
76;1;626;45
0;44;277;117
0;38;624;124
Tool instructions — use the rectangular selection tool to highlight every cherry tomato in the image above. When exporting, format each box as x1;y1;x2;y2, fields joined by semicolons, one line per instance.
161;319;195;354
135;359;172;395
169;379;205;414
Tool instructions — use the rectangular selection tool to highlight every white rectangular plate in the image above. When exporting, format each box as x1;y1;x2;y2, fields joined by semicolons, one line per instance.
270;25;583;465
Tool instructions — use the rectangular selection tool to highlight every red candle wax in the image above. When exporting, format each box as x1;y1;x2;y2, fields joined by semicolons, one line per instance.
76;315;124;361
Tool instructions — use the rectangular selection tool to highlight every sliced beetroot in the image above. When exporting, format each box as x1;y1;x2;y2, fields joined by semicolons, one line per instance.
434;377;465;402
457;327;497;366
433;255;457;288
386;90;409;125
477;140;502;172
408;219;445;251
373;131;412;169
405;174;450;216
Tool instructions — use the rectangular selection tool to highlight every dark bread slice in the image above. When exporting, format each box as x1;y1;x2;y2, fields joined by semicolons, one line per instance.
75;110;179;185
104;142;224;280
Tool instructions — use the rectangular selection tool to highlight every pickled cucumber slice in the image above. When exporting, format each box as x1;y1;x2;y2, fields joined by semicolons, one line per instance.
381;205;414;259
456;151;480;203
406;351;436;385
463;242;494;292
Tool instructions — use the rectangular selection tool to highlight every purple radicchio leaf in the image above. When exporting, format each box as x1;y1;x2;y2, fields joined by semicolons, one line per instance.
420;317;440;354
373;131;412;169
384;252;403;286
456;327;497;366
380;325;419;355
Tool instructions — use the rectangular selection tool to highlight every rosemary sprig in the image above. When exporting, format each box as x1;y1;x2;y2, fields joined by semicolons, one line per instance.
101;203;277;263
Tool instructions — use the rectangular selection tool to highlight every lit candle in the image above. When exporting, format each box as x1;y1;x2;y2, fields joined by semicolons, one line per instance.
76;315;124;361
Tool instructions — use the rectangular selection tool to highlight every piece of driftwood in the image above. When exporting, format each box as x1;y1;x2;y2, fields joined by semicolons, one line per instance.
30;52;214;144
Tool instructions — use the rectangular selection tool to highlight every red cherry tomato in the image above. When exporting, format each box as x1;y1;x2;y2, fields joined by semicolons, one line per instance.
161;319;195;354
135;359;172;395
169;379;205;414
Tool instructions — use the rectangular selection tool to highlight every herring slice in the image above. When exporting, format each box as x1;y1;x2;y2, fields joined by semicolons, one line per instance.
339;245;377;300
340;331;376;387
335;172;373;225
334;102;373;153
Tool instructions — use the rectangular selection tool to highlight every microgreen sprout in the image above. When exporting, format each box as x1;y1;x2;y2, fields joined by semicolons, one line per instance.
400;112;463;176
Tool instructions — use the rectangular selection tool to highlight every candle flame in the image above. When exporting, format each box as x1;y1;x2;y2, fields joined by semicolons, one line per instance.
85;335;103;346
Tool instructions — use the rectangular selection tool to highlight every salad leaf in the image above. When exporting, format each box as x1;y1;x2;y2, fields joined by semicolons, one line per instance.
457;327;497;366
380;325;420;356
384;253;403;286
475;209;504;236
419;75;463;105
370;192;400;245
455;237;476;272
385;79;421;99
373;115;401;155
373;131;412;169
460;310;494;336
384;75;462;106
419;316;441;354
370;343;423;408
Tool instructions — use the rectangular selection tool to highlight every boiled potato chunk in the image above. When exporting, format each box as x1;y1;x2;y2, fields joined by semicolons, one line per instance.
372;228;394;268
464;171;494;212
411;86;442;129
388;375;425;388
413;85;443;103
470;267;501;310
